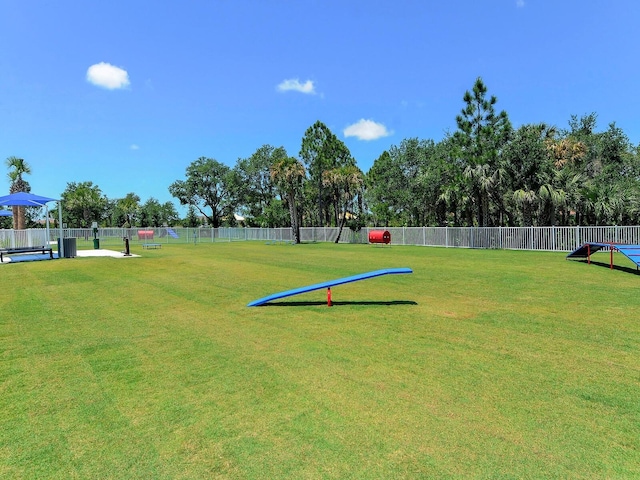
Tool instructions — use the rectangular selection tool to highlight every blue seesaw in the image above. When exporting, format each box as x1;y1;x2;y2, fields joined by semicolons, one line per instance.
247;267;413;307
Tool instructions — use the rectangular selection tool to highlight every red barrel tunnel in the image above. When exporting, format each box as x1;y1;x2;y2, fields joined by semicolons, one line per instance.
368;230;391;244
138;230;154;240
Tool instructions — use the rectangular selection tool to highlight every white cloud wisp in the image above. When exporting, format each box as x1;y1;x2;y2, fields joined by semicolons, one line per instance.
344;119;392;141
86;62;130;90
277;78;315;94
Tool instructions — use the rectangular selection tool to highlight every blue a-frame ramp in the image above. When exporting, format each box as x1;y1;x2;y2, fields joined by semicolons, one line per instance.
248;268;413;306
567;243;640;270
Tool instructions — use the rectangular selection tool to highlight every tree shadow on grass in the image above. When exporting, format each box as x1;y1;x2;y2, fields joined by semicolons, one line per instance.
259;300;418;307
577;260;640;275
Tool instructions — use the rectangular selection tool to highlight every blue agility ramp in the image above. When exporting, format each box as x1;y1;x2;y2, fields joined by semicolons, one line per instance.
248;267;413;306
567;242;640;270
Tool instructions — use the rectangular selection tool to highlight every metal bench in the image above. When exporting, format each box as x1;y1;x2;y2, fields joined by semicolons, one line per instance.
141;243;162;249
0;246;54;262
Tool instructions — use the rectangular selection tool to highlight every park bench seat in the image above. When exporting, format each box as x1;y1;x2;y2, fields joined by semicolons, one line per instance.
0;246;54;262
142;243;162;249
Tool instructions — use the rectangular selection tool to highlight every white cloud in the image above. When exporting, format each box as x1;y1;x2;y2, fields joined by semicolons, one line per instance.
516;0;525;7
343;119;392;141
277;78;315;94
86;62;130;90
130;144;140;150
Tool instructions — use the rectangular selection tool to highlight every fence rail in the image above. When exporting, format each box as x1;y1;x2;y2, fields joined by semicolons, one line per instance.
3;225;640;252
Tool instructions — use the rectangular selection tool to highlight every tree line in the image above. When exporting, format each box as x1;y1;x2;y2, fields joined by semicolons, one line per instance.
5;78;640;238
170;78;640;242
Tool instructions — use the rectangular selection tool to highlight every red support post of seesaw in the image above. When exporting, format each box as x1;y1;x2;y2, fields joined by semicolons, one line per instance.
610;243;614;269
327;287;332;307
587;244;591;264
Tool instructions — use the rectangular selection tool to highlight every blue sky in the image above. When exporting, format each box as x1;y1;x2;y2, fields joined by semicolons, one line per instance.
1;0;639;213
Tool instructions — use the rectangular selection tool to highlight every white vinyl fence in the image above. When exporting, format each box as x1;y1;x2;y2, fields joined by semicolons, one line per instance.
3;225;640;252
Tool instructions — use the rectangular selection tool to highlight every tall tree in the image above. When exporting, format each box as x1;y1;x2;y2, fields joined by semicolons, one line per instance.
501;123;556;226
5;156;32;230
169;157;232;228
437;136;468;226
366;151;405;226
557;113;637;225
159;201;180;226
580;182;624;226
270;157;306;244
549;167;584;226
61;181;107;227
413;142;451;226
136;198;178;227
453;77;512;226
322;165;364;243
183;205;202;227
231;145;287;226
114;193;141;227
140;198;163;227
544;130;588;226
566;113;600;178
299;121;355;226
388;139;427;226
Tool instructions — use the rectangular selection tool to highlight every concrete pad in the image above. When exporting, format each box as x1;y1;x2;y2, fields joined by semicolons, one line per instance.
75;249;140;258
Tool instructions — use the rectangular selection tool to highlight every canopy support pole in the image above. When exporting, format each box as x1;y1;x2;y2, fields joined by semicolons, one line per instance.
58;201;64;259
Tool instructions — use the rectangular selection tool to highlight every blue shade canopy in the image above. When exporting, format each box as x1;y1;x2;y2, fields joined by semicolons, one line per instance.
0;210;13;217
0;192;58;207
0;192;62;255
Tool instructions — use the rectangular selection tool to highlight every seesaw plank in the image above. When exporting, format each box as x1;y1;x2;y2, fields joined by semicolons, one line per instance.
247;268;413;306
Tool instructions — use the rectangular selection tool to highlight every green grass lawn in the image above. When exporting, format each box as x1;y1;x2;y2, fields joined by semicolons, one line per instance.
1;242;639;478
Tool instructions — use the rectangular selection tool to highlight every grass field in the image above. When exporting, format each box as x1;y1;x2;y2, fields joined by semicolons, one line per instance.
1;242;639;478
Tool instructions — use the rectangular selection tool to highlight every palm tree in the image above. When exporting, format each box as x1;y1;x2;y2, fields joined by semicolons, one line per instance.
513;188;538;227
551;168;584;225
438;183;461;226
117;193;141;227
538;184;563;226
581;182;624;226
270;157;306;244
5;156;32;230
322;165;364;243
464;163;499;226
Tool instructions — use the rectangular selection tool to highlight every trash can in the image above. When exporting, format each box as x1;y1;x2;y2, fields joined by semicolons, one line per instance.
57;237;77;258
368;230;391;244
93;238;100;249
